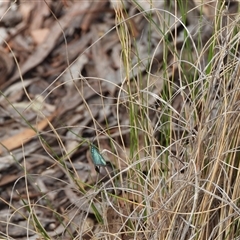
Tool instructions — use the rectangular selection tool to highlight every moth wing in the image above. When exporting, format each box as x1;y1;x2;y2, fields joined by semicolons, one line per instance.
95;153;107;166
91;146;107;166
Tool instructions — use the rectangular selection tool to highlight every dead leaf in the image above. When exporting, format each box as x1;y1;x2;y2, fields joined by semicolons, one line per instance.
0;47;14;85
31;28;49;45
0;111;56;155
28;1;50;30
4;1;90;89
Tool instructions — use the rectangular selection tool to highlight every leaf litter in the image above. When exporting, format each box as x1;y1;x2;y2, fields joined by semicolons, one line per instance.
0;0;238;239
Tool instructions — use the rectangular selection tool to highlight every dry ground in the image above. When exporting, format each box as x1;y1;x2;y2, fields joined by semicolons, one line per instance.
0;1;240;239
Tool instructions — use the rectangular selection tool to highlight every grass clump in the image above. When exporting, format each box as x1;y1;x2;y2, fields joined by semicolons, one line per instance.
108;1;240;239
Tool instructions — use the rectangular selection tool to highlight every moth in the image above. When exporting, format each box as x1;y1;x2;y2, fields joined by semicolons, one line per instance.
90;144;107;172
